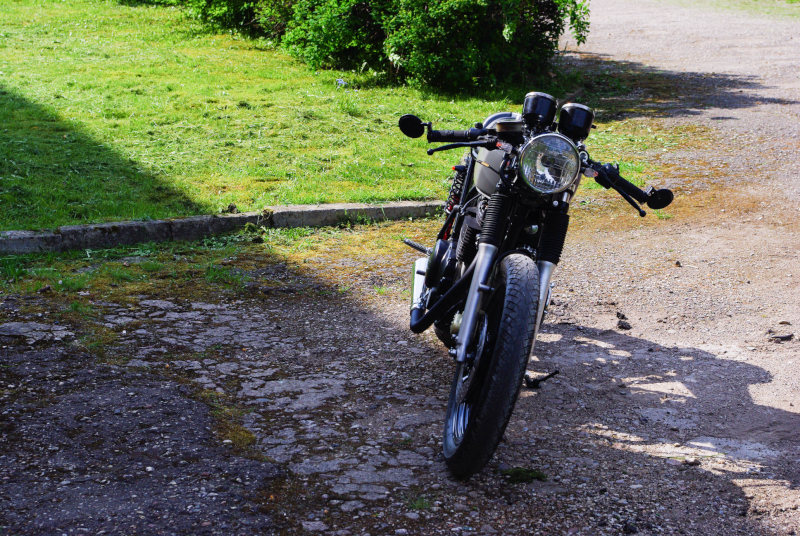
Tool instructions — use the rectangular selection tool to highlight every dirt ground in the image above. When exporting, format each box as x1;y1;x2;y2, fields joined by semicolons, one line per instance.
3;0;800;535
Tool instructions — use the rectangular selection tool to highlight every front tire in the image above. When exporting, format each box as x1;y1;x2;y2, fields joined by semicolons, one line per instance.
442;254;539;479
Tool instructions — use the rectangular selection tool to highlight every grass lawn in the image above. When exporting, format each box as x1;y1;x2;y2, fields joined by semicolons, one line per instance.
1;0;708;232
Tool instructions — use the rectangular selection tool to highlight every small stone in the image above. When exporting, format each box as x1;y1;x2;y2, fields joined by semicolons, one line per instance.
768;333;794;342
779;320;791;325
405;512;420;520
301;521;328;531
616;311;627;320
630;484;643;489
340;501;364;512
675;260;682;267
480;525;498;534
617;319;632;330
395;530;408;535
145;466;154;472
684;457;701;466
37;285;52;294
623;522;639;534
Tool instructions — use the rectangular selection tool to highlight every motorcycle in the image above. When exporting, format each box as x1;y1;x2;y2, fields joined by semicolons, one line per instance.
398;92;674;478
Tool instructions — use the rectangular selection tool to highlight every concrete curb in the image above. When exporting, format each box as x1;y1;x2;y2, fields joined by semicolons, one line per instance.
0;201;441;254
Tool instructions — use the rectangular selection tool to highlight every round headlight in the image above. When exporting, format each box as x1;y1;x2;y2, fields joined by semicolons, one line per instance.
518;133;580;194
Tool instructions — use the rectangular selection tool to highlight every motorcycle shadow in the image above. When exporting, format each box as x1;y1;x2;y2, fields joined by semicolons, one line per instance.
500;321;800;524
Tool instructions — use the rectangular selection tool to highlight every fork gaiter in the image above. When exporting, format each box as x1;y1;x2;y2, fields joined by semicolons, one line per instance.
479;193;512;247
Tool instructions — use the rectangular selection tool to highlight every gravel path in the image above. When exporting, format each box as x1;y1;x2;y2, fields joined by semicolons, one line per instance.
564;0;800;201
569;0;800;138
3;1;800;535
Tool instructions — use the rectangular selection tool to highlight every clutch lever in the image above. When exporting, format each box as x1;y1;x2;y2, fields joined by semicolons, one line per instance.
426;139;496;155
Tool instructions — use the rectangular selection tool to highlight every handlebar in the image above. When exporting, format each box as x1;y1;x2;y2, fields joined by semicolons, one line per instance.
427;128;488;143
593;163;648;203
589;161;674;215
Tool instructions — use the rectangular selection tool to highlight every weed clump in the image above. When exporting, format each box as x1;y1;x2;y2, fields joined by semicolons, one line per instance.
500;467;547;483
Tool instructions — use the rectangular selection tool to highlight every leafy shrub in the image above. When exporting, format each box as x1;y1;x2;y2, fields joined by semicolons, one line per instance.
256;0;298;38
165;0;590;88
176;0;261;34
281;0;392;70
283;0;589;88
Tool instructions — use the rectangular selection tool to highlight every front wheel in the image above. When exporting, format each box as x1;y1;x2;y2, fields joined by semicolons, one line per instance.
442;254;540;479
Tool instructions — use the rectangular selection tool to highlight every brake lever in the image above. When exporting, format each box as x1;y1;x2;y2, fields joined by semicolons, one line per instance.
615;187;647;217
585;161;646;217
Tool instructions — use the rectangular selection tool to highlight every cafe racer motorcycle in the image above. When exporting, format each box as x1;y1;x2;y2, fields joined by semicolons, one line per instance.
398;92;674;478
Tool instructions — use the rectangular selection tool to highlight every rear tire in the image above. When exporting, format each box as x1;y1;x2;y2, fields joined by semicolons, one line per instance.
442;254;539;479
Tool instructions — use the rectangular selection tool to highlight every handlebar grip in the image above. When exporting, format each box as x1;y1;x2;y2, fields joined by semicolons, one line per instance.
596;164;648;204
427;130;471;143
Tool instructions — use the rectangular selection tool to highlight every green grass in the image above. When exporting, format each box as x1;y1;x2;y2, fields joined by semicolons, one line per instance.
653;209;674;220
0;0;525;231
406;494;431;510
0;258;27;282
204;264;247;287
68;300;95;316
0;0;707;232
500;467;548;483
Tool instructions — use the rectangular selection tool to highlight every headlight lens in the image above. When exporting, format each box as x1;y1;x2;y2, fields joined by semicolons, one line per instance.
518;133;580;194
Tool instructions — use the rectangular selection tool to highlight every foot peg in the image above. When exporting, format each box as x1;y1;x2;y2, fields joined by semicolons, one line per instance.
403;238;432;255
524;369;559;389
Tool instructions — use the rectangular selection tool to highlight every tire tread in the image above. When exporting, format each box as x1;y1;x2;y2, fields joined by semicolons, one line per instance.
444;254;539;478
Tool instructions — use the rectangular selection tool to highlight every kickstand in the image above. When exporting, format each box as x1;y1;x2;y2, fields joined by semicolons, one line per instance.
524;369;560;389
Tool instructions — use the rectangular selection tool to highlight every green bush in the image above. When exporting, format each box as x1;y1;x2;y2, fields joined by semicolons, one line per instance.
281;0;392;70
170;0;590;88
178;0;261;34
283;0;589;88
257;0;298;38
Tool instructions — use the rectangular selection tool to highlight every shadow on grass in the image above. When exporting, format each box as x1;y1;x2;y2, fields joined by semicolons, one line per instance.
0;84;206;232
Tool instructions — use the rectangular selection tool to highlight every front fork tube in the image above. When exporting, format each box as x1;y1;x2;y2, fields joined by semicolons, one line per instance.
531;187;575;339
534;260;556;341
454;243;498;363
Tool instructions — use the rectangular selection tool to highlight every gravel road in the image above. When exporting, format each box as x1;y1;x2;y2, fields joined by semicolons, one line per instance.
3;0;800;535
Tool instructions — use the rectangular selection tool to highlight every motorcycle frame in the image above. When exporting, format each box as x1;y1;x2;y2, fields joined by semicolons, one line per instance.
412;145;578;358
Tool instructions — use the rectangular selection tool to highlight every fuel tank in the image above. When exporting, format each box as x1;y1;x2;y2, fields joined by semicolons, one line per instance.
472;147;506;197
